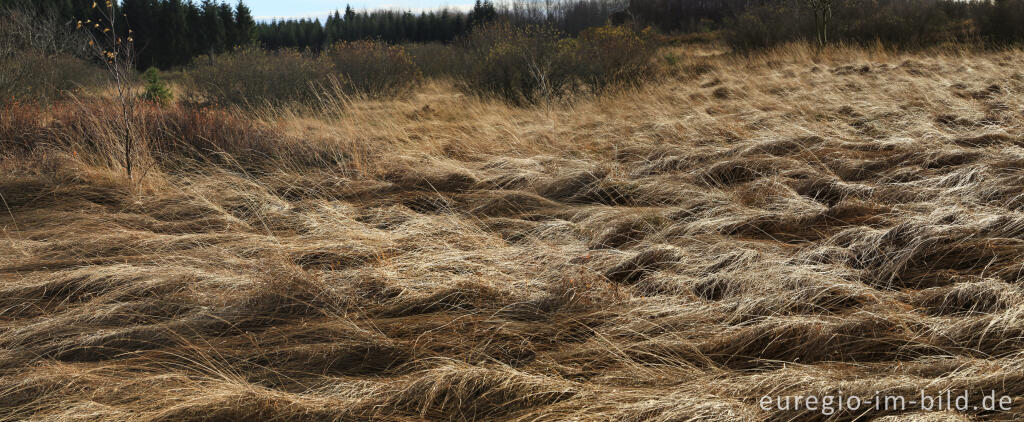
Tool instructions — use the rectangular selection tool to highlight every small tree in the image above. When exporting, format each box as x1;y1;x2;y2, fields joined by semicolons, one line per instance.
76;0;138;179
141;67;172;106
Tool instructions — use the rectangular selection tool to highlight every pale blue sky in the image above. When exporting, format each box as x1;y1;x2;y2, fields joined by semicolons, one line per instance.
242;0;474;21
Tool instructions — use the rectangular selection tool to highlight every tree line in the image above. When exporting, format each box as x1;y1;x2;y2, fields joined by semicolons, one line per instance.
246;0;1024;53
256;0;626;50
255;5;482;50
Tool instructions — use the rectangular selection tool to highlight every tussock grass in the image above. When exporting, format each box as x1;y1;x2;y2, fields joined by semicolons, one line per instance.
3;42;1024;420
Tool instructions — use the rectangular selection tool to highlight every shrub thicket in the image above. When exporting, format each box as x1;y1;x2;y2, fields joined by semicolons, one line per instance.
722;4;804;51
189;42;422;107
188;24;654;107
404;42;464;78
1;50;99;104
569;25;655;91
723;0;982;51
325;41;422;98
187;48;333;107
0;7;100;104
456;23;572;105
455;22;655;105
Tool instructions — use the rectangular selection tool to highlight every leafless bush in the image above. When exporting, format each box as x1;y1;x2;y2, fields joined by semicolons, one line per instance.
0;7;99;104
187;48;333;107
455;22;656;105
325;40;422;98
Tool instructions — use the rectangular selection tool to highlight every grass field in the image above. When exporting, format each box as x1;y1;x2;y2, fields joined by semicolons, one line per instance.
3;42;1024;420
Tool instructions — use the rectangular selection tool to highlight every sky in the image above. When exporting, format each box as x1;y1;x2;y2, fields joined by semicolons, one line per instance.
243;0;475;21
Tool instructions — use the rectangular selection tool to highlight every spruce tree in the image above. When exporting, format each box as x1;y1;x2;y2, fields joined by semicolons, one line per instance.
217;2;235;49
200;0;225;56
234;1;256;48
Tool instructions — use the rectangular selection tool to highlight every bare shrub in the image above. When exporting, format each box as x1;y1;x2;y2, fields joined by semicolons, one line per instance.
324;40;422;98
724;0;971;51
455;22;655;105
0;8;99;104
0;50;100;104
403;42;463;78
564;25;656;92
187;48;333;107
0;7;85;58
455;22;571;105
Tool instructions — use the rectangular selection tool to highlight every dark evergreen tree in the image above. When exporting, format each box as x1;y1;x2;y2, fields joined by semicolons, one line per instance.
234;1;256;48
200;0;224;56
158;0;189;68
468;0;497;27
217;2;235;49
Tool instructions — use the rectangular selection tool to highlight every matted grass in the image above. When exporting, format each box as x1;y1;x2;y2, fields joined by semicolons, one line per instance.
2;42;1024;420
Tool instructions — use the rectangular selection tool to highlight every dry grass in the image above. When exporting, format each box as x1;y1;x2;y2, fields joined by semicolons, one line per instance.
3;41;1024;420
